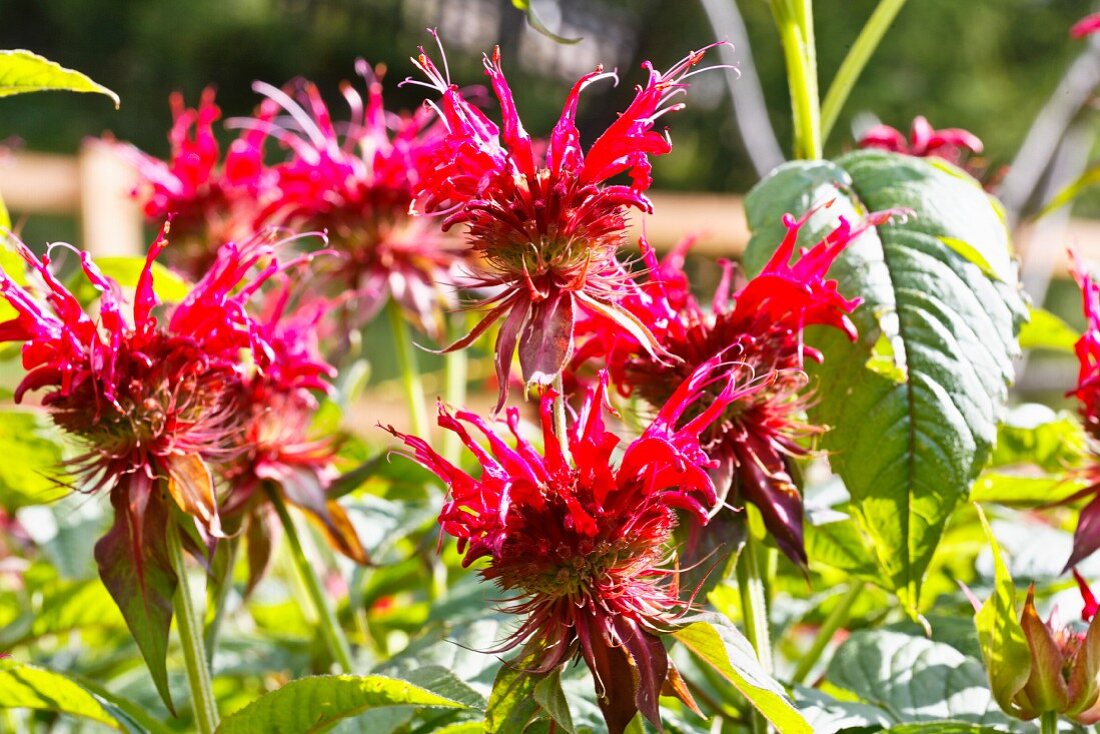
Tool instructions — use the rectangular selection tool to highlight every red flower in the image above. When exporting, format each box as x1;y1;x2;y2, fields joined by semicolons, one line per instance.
1061;253;1100;569
406;35;724;408
387;357;750;733
116;89;273;276
1072;14;1100;39
859;116;983;166
576;207;902;564
245;64;461;339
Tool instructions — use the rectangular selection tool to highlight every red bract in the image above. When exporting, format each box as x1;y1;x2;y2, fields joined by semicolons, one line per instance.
859;115;983;166
116;89;272;276
406;35;724;408
244;63;461;339
0;224;294;708
1062;253;1100;569
1072;14;1100;38
576;207;902;564
387;357;750;734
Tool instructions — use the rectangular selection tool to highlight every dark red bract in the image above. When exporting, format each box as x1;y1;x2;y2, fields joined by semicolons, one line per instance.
859;115;983;166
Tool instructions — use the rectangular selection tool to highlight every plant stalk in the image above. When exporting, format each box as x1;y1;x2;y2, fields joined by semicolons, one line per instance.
388;301;429;439
820;0;908;143
166;519;219;734
266;486;354;672
736;532;773;734
771;0;822;160
791;582;864;684
1040;710;1058;734
442;312;468;463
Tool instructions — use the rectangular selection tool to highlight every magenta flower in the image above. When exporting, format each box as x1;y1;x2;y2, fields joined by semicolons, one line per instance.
387;356;751;733
575;207;902;564
406;36;723;408
116;89;273;276
859;115;983;166
1072;14;1100;39
243;63;461;339
0;223;297;707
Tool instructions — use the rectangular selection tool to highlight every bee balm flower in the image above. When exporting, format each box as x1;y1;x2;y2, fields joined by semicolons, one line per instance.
406;36;725;408
858;115;983;166
387;356;753;734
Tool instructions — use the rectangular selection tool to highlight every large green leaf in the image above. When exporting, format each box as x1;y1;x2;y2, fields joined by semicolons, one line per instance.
745;150;1026;615
215;675;468;734
1018;306;1078;353
672;614;811;733
803;629;1015;730
0;408;68;510
0;661;148;732
67;256;192;306
0;50;118;105
0;578;124;649
485;646;546;733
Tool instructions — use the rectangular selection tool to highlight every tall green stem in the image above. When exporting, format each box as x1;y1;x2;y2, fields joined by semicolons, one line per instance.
266;486;354;672
166;520;219;734
736;532;773;734
1040;711;1058;734
791;582;864;684
442;312;468;464
771;0;821;159
551;373;572;466
820;0;908;143
388;301;429;439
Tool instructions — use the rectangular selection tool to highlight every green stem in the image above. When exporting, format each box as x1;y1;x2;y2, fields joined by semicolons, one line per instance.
267;486;354;672
791;582;864;684
771;0;822;159
551;373;572;466
442;312;468;464
204;536;239;665
388;301;429;439
820;0;908;143
166;519;219;734
736;533;773;734
1041;710;1058;734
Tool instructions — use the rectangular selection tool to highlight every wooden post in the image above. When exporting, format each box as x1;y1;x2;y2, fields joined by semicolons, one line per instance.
78;140;144;257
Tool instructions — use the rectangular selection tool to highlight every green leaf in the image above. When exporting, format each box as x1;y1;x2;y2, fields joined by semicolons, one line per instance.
67;256;192;306
1018;306;1079;353
0;661;147;732
822;629;1014;728
215;675;467;734
672;614;811;733
805;516;880;581
885;723;1005;733
745;150;1027;616
510;0;582;44
1036;163;1100;219
970;472;1087;506
533;668;574;734
485;648;545;734
990;404;1088;473
0;578;124;649
0;50;118;106
0;408;68;510
973;505;1030;717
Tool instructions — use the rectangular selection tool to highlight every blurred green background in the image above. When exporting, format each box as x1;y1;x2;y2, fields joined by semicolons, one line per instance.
0;0;1087;192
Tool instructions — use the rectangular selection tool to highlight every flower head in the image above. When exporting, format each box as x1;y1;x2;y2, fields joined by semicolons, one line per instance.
576;207;901;564
858;116;983;166
387;356;749;733
116;89;273;276
243;63;460;339
406;35;725;408
1072;14;1100;39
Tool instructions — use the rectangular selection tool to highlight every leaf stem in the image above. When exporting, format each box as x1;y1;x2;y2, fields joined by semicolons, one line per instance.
266;486;354;672
791;582;864;684
551;373;572;466
771;0;822;159
1040;711;1059;734
166;519;219;734
820;0;908;143
388;301;430;439
442;312;468;464
736;532;773;734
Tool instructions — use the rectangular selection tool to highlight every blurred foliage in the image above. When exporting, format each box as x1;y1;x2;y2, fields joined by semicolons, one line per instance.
0;0;1089;195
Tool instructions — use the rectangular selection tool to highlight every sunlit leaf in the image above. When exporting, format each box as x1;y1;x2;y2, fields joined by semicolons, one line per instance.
0;50;119;106
0;661;147;732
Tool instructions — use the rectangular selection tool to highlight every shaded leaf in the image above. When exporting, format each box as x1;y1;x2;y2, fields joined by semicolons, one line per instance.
485;647;544;734
533;668;574;733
